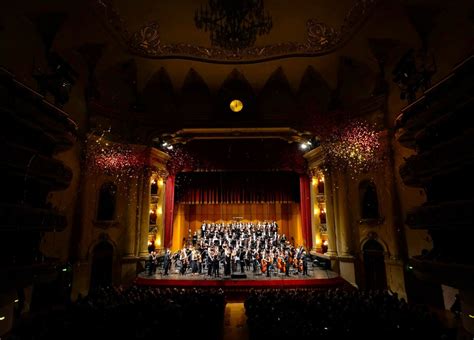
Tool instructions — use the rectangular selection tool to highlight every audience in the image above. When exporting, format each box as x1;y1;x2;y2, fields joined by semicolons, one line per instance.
8;286;225;340
7;286;455;339
244;288;453;340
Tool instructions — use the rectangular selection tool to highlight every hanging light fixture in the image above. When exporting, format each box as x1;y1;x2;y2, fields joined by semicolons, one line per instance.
195;0;273;50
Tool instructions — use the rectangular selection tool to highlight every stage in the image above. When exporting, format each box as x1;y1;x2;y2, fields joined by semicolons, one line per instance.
135;266;347;289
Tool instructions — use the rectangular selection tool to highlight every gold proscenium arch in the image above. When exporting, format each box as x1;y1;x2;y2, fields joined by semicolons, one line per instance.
157;127;316;146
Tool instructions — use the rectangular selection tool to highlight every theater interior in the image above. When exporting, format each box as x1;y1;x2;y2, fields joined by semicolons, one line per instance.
0;0;473;338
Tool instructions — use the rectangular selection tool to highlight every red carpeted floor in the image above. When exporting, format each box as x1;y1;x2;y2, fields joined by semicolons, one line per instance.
134;276;347;288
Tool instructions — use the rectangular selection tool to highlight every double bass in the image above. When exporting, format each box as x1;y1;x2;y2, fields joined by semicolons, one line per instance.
277;256;286;273
261;257;268;273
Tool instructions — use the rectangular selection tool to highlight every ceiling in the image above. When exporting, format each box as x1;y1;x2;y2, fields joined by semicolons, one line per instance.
1;0;473;144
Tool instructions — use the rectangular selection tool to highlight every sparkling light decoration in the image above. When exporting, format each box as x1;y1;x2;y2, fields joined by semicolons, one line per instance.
166;145;196;175
323;120;382;175
85;131;148;185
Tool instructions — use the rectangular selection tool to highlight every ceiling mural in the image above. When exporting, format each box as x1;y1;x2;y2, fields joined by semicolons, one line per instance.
94;0;379;64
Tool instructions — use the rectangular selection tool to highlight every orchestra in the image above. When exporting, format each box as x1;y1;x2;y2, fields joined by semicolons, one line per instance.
151;221;310;277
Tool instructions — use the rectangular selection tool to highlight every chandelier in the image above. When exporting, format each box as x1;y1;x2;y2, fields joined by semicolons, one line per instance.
195;0;273;50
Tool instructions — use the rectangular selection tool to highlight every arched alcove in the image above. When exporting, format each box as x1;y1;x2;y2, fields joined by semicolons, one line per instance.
362;239;387;290
89;241;114;291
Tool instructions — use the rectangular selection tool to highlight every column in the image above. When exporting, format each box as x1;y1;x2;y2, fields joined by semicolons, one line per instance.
309;176;318;251
324;168;338;257
335;170;352;257
138;170;151;258
156;177;166;251
123;176;138;257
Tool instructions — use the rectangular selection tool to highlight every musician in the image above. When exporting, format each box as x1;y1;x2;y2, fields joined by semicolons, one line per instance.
224;248;231;276
148;251;157;276
190;248;198;275
192;232;198;247
284;251;290;276
163;248;171;275
212;253;220;277
179;247;188;275
207;248;213;276
302;251;309;276
265;252;272;277
238;247;245;273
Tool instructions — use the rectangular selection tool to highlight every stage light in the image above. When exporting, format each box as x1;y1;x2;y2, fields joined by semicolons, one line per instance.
162;142;168;147
166;144;173;150
14;299;19;303
0;316;5;321
300;143;309;150
229;99;243;112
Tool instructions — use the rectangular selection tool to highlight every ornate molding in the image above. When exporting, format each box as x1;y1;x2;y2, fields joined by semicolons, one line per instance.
159;127;313;145
94;0;378;64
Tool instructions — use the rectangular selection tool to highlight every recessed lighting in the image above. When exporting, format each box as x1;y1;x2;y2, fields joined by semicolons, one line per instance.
230;99;243;112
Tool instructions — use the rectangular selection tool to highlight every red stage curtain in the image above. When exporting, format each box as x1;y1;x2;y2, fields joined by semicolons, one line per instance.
164;175;175;249
299;174;312;249
175;172;299;204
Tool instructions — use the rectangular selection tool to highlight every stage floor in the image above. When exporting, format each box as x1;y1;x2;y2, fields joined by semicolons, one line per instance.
135;266;345;289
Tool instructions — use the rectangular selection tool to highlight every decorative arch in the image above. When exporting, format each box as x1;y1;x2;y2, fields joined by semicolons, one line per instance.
97;181;117;221
360;232;389;256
